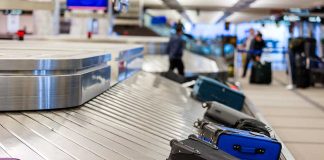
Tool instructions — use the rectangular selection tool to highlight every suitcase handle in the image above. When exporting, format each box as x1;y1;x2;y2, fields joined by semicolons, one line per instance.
233;145;265;154
170;139;201;155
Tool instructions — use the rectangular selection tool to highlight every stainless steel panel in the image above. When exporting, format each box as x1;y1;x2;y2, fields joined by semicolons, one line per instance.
0;115;74;160
0;65;110;111
89;99;189;138
0;42;144;111
83;103;174;141
0;123;43;160
56;110;169;156
0;146;10;158
39;112;157;160
68;108;170;149
7;113;103;160
77;107;170;145
23;112;129;160
108;86;201;121
97;94;192;131
0;49;111;71
85;102;178;141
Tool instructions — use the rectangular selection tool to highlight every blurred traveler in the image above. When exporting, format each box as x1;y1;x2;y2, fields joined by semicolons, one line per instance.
166;27;185;76
244;29;255;53
242;32;266;78
175;20;184;32
241;29;255;76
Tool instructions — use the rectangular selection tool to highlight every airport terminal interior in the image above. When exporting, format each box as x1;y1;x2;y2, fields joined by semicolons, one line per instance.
0;0;324;160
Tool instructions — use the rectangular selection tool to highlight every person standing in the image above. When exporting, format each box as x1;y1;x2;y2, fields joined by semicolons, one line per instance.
166;27;185;76
245;29;255;54
242;32;266;78
241;29;255;77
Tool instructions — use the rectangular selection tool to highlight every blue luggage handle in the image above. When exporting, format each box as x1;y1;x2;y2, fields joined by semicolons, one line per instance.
233;144;265;154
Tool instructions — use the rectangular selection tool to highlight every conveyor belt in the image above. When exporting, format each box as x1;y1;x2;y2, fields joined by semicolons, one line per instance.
142;51;228;80
142;51;220;73
0;71;205;160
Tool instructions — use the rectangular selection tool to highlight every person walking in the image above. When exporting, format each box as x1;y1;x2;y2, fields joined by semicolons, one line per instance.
242;32;266;78
166;27;185;76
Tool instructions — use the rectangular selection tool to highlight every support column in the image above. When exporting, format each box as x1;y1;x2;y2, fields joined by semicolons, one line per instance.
107;0;114;35
52;0;60;35
315;23;323;57
33;10;54;35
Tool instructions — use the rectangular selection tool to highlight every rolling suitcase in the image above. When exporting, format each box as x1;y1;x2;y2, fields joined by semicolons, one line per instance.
195;121;282;160
295;54;311;88
202;101;271;137
192;76;245;110
168;135;239;160
250;61;272;84
161;71;186;83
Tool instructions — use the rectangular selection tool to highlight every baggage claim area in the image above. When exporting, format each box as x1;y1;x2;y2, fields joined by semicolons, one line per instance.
0;0;324;160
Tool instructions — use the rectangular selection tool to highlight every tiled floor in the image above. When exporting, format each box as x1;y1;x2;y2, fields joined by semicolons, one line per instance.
240;72;324;160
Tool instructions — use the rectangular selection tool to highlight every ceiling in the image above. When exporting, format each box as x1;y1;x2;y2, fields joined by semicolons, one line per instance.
177;0;239;8
146;9;181;21
250;0;324;9
143;0;164;6
20;0;324;23
144;0;324;23
185;10;224;24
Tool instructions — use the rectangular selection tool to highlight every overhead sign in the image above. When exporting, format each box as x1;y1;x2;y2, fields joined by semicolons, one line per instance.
67;0;108;10
2;9;22;15
151;16;167;25
7;14;20;33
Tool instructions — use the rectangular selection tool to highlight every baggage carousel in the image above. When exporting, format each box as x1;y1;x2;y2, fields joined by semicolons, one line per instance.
0;41;143;111
0;71;206;160
142;51;228;80
0;41;291;160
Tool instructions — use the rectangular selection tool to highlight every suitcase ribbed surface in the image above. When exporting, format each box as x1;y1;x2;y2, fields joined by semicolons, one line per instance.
0;71;205;160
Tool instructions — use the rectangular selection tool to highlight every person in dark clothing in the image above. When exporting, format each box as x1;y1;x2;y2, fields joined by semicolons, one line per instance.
176;20;184;32
242;32;266;78
166;27;185;76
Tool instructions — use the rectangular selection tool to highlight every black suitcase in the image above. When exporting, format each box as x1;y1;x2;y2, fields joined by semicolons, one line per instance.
250;61;272;84
304;38;317;58
161;71;186;83
202;101;271;137
295;54;311;88
168;135;239;160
